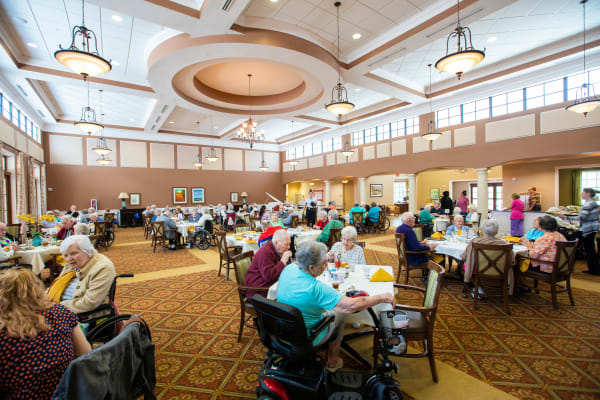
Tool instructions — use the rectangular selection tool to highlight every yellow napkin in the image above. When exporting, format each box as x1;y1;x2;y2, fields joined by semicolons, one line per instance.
369;268;394;282
431;232;444;240
504;236;522;243
187;226;195;233
519;258;530;272
235;236;243;241
245;239;257;244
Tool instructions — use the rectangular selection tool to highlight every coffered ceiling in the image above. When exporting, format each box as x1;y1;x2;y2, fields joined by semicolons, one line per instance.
0;0;598;149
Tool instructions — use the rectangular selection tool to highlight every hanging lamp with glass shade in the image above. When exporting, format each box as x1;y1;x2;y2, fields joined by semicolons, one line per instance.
341;140;354;157
75;80;103;134
422;64;442;141
435;0;485;79
325;2;355;117
566;0;600;117
55;0;112;80
92;90;112;156
288;121;299;166
206;115;219;162
96;154;111;165
193;121;203;169
259;159;269;171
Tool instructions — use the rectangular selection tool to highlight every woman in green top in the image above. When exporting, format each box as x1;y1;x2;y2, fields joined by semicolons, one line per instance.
270;212;286;229
419;205;435;224
317;209;344;242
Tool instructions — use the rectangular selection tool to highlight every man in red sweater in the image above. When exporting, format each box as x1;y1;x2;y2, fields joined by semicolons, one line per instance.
244;229;291;298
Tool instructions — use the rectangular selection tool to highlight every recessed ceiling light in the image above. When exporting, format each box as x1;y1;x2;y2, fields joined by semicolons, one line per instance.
487;36;497;43
352;33;361;40
26;42;38;48
169;121;175;124
112;61;120;66
353;87;361;91
112;15;123;22
270;0;279;2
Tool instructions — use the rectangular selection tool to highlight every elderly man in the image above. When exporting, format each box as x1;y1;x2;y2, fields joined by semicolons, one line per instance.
57;215;76;240
367;202;380;225
282;207;298;227
277;241;394;372
151;209;162;222
46;235;116;314
87;213;103;226
316;209;344;243
244;230;292;298
395;212;439;266
65;205;79;218
80;208;95;223
142;206;153;216
445;215;472;237
156;211;178;249
189;209;201;223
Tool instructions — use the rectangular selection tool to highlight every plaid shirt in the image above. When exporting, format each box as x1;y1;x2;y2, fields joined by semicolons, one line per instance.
579;198;599;236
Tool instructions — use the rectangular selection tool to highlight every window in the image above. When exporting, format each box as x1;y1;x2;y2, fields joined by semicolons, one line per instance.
0;89;40;142
295;146;304;159
312;141;322;155
393;181;407;203
390;121;402;138
377;124;389;141
364;128;376;144
286;149;294;160
406;117;419;135
448;105;461;126
437;108;449;128
463;101;475;123
582;169;600;192
323;138;333;153
470;182;503;211
352;131;363;146
303;143;313;157
333;136;342;150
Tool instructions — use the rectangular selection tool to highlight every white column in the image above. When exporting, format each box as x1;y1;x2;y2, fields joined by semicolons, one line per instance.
358;177;366;205
324;180;331;206
476;168;489;220
407;174;417;214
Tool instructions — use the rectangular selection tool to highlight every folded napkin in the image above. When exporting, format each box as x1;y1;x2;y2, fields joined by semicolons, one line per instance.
369;268;394;282
431;232;445;240
503;236;522;243
235;236;243;241
245;239;257;244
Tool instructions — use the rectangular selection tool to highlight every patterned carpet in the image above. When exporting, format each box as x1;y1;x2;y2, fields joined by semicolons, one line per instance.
105;227;600;399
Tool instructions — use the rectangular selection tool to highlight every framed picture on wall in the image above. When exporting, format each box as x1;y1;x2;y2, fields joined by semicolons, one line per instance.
191;188;205;204
313;189;324;201
129;193;141;206
370;184;383;197
173;187;187;204
230;192;239;203
430;188;440;200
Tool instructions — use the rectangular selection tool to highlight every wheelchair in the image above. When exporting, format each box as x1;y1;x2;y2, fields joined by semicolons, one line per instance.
251;293;404;400
190;220;218;250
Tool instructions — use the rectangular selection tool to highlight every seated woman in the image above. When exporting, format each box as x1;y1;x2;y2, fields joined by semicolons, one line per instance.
174;207;185;220
277;241;394;372
525;217;544;242
466;205;479;223
45;235;116;314
430;201;442;216
73;223;90;235
367;202;380;225
270;211;285;229
0;267;91;399
445;215;471;236
56;215;75;240
316;210;344;243
329;226;365;264
315;210;328;230
522;215;566;273
419;205;435;238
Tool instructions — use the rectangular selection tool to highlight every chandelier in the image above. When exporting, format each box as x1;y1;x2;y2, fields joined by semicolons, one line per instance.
325;2;355;116
435;0;485;79
74;80;103;134
206;115;219;162
92;90;112;155
55;0;112;80
259;159;269;171
566;0;600;117
288;121;299;166
193;121;203;169
422;64;442;141
237;74;264;148
341;140;354;157
96;154;111;165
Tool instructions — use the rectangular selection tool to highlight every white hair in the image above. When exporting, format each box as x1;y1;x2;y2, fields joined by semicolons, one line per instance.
60;235;95;257
400;212;414;223
272;229;289;244
318;209;328;218
328;209;338;219
467;205;477;212
296;241;328;272
61;215;73;223
74;224;90;235
453;215;464;224
481;219;499;237
453;207;462;215
424;205;432;212
341;226;358;240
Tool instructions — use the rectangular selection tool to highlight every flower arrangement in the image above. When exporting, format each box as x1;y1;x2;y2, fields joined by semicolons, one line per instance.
39;214;56;222
16;214;36;224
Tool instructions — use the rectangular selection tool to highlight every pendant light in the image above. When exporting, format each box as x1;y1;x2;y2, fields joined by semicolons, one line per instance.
206;115;219;162
237;74;264;148
96;154;111;165
422;64;442;141
325;2;355;117
92;90;112;155
288;120;299;166
341;140;354;157
435;0;485;79
55;0;112;80
193;121;203;169
259;141;268;171
566;0;600;117
74;80;103;134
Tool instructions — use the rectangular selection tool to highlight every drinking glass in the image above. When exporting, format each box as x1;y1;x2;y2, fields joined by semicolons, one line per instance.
363;265;370;279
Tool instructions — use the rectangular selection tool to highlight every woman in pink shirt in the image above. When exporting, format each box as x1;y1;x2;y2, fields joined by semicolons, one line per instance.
506;192;525;236
456;190;469;215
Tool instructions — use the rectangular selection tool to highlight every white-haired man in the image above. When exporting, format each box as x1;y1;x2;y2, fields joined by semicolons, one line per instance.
395;212;439;266
243;229;292;298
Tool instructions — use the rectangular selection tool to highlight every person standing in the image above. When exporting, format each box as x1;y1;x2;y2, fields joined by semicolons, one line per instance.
440;191;453;214
579;188;599;275
304;189;318;227
506;193;525;237
456;190;469;216
527;187;541;211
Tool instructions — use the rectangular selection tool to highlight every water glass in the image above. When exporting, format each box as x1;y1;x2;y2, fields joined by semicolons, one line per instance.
363;265;370;279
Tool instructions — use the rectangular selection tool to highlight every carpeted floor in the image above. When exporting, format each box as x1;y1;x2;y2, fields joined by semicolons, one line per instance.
105;227;600;399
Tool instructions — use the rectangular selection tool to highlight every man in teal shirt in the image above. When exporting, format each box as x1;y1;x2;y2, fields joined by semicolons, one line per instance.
348;203;366;224
277;241;394;372
316;210;344;242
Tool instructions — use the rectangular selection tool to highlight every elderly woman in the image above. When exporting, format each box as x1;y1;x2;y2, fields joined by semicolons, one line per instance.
419;205;435;226
329;226;366;265
189;209;201;223
0;267;91;399
73;223;90;236
430;201;442;216
445;215;471;237
45;235;116;314
466;205;479;223
462;219;512;283
151;209;162;222
522;216;566;273
156;211;179;249
66;204;79;218
270;211;285;229
525;217;544;242
277;241;394;372
198;207;213;229
316;209;345;243
56;215;75;240
315;210;329;230
452;207;462;216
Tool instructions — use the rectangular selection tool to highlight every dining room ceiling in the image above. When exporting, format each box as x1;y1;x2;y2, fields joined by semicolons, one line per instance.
0;0;597;148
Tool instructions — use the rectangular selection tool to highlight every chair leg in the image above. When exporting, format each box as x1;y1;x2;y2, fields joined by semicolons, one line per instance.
225;260;231;281
566;276;575;306
427;337;438;383
404;267;409;285
238;307;245;343
550;283;558;310
533;279;539;294
218;257;223;277
473;280;479;311
503;284;510;315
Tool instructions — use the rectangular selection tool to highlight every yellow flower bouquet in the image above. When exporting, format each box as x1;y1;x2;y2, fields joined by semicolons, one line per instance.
39;214;56;223
16;214;36;224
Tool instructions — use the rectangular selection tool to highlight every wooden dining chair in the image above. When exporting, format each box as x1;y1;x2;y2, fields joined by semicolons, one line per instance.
88;234;101;249
216;231;237;281
94;221;107;249
291;215;299;228
6;223;21;243
387;261;446;383
351;212;366;233
395;233;430;284
354;240;366;248
151;221;167;253
232;251;268;342
518;240;578;309
143;215;152;239
467;242;513;314
413;224;424;241
234;224;250;234
327;227;342;250
104;213;115;229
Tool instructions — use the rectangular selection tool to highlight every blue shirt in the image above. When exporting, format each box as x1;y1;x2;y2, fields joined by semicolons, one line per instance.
445;224;471;236
367;207;380;223
395;224;430;266
349;206;366;223
525;228;544;241
277;264;343;344
189;214;202;223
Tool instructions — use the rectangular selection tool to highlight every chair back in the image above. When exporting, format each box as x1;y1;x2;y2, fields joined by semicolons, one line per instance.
235;224;250;233
291;215;299;228
233;251;254;286
354;240;366;248
423;261;446;310
329;227;342;245
89;234;101;249
413;224;424;241
552;240;578;279
94;221;106;239
394;233;408;271
243;214;251;224
249;217;260;230
104;213;115;229
152;221;165;239
472;242;512;280
351;212;364;225
6;224;21;242
216;231;230;260
226;212;236;226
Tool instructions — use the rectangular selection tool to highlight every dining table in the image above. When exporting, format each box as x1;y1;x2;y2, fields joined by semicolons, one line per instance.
226;231;260;253
15;244;61;275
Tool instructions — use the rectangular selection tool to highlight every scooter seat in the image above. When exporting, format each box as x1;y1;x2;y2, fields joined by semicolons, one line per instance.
328;392;362;400
330;371;362;389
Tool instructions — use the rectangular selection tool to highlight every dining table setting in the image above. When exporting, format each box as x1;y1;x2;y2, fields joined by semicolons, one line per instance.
15;242;62;275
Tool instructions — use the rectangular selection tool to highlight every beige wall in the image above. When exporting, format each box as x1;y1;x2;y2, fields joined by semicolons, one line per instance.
287;180;348;209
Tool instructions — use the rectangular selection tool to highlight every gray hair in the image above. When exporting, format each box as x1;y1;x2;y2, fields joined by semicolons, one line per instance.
61;215;73;223
164;211;172;217
60;234;95;257
341;226;358;240
467;205;477;212
400;212;414;223
328;209;338;219
434;201;441;207
228;205;234;211
151;204;156;209
155;209;162;216
424;205;432;212
454;215;464;224
272;229;289;244
318;209;328;218
481;219;499;237
453;207;462;215
296;241;328;272
354;203;359;207
74;224;90;235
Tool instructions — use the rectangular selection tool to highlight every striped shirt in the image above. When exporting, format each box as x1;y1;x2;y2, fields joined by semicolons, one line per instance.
579;198;599;236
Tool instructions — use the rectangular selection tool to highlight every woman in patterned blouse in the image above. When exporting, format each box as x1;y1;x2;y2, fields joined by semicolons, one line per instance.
522;215;566;273
0;267;91;399
329;226;366;265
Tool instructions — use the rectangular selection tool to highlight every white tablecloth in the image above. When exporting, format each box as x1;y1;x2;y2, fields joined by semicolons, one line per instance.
226;233;260;254
42;227;60;236
433;218;450;233
15;245;61;275
428;239;528;260
268;264;395;326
